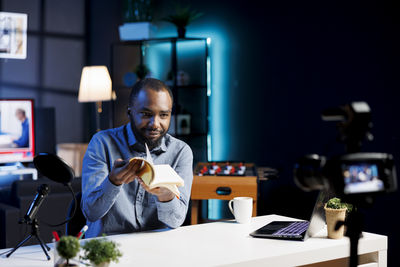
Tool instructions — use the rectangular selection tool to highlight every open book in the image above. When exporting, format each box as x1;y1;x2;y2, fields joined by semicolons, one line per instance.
129;144;184;198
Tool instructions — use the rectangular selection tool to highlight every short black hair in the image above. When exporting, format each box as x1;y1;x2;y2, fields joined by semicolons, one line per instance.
16;108;26;117
129;78;173;106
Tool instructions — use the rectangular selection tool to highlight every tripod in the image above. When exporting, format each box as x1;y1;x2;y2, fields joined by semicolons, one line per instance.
336;209;364;267
6;218;51;260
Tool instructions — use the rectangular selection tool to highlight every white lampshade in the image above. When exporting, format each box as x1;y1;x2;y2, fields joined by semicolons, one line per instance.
78;66;112;102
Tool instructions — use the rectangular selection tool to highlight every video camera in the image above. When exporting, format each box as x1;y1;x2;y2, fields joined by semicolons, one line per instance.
294;102;397;204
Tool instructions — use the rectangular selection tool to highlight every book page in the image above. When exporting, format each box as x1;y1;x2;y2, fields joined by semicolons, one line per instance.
130;158;154;185
149;165;183;198
151;164;184;187
145;143;154;165
132;145;184;197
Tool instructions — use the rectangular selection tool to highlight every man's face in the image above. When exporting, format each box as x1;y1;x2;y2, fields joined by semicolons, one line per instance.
15;111;24;121
128;88;172;149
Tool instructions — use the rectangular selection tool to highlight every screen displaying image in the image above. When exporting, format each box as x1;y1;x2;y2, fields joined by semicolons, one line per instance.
342;163;384;194
0;12;27;59
0;99;34;163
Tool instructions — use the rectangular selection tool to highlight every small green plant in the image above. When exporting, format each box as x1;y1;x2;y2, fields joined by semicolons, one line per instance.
163;5;203;28
135;64;150;80
56;236;80;266
326;197;353;213
163;4;203;37
82;237;122;266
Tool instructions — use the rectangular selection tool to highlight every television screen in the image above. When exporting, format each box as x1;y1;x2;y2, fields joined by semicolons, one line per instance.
0;99;35;163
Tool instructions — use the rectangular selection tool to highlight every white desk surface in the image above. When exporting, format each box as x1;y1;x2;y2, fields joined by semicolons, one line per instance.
0;214;387;267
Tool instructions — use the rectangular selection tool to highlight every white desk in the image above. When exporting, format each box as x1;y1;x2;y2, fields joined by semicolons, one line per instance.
0;167;38;188
0;166;37;179
0;215;387;267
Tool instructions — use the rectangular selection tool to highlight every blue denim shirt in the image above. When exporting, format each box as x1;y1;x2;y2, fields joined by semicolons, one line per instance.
81;123;193;238
13;119;29;147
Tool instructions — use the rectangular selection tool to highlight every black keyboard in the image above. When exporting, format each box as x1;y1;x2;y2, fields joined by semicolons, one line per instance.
272;221;310;236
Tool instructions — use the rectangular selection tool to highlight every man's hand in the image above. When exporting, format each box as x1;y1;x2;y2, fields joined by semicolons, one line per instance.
109;159;143;186
137;178;175;202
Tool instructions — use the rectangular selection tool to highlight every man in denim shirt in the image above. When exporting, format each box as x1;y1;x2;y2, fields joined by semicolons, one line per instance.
13;108;29;148
81;78;193;238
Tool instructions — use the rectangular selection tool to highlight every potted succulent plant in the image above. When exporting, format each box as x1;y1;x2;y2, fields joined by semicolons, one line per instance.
163;5;203;38
82;237;122;267
324;197;353;239
56;236;80;267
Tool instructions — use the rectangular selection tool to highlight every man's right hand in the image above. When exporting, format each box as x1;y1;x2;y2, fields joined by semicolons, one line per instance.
109;158;143;186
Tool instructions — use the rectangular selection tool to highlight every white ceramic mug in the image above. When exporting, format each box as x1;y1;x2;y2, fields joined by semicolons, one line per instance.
228;197;253;224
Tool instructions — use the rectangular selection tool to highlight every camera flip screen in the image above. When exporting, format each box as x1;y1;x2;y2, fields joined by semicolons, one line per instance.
342;163;385;194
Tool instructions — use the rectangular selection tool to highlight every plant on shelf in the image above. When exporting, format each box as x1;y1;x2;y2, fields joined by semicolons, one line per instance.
82;236;122;267
324;197;353;239
123;0;153;23
163;5;203;38
56;235;80;267
135;64;150;80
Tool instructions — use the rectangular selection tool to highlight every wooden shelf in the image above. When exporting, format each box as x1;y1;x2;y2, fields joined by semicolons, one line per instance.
113;37;208;46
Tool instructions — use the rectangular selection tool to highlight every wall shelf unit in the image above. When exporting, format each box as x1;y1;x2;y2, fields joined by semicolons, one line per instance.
111;37;210;163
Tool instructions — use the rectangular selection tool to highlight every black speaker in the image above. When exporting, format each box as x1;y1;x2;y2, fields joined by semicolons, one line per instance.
34;107;56;155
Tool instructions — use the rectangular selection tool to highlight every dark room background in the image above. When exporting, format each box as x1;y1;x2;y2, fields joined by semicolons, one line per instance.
92;0;400;265
1;0;399;265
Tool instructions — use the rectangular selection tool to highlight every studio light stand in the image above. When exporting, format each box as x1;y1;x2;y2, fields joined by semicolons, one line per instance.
336;208;364;267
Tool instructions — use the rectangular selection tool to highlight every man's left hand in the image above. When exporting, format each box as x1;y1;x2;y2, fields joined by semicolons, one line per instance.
137;178;175;202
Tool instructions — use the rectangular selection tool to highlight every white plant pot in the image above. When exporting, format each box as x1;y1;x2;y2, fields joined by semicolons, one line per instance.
93;262;110;267
118;22;156;41
324;205;347;239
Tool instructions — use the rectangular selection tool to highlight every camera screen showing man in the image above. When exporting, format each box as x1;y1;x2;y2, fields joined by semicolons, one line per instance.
12;108;29;148
342;163;384;194
0;99;34;164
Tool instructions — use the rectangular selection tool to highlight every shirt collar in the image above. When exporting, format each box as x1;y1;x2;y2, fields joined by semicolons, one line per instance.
127;122;167;153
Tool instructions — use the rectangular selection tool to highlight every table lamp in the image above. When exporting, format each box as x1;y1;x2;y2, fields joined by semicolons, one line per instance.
78;66;113;131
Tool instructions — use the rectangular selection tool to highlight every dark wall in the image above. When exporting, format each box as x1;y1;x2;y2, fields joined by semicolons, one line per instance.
0;0;88;145
90;0;400;265
231;0;399;165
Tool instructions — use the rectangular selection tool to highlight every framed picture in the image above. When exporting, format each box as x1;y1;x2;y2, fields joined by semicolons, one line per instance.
0;12;27;59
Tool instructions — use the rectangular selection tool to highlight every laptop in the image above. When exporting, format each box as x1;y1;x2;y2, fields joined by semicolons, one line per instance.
250;190;331;241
